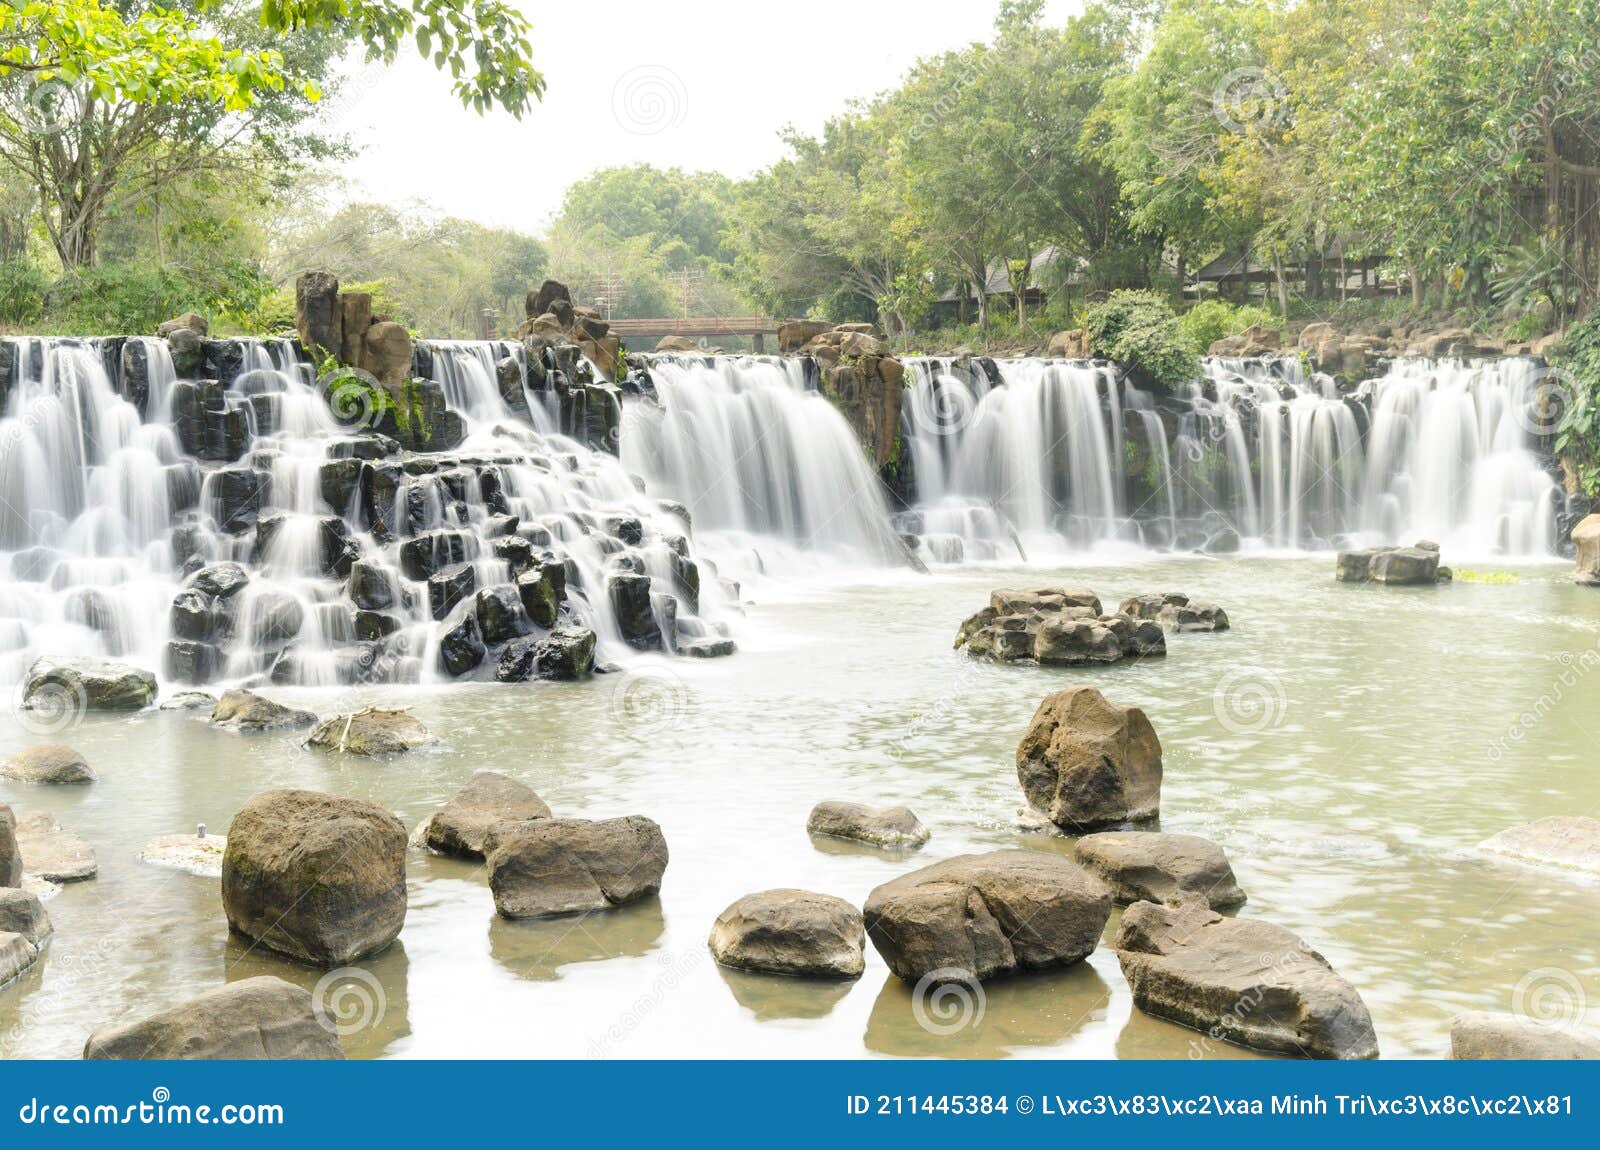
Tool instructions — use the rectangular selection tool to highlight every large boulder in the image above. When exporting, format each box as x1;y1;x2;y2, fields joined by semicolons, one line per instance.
1450;1011;1600;1060
363;321;412;386
222;789;407;965
295;271;342;361
1115;896;1379;1060
708;889;866;979
0;886;52;945
1016;686;1162;831
14;811;97;882
863;850;1111;984
1;744;96;784
83;976;345;1060
211;689;318;732
806;801;929;848
778;320;831;353
608;572;662;650
307;708;435;755
1574;514;1600;585
1478;816;1600;875
416;771;551;859
23;655;156;712
0;804;20;886
1336;545;1442;585
436;612;486;677
1074;831;1245;909
486;816;668;919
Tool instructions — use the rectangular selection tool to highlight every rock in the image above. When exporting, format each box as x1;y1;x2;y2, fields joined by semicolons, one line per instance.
159;691;216;711
189;561;250;599
678;637;737;658
864;850;1111;984
210;689;318;732
536;624;597;680
1117;593;1230;632
527;279;572;320
1033;618;1123;664
23;655;156;712
778;320;831;353
1478;816;1600;875
1074;831;1245;909
437;612;485;677
0;804;20;886
338;292;372;368
158;312;208;339
348;559;396;611
83;976;345;1060
171;588;217;642
1046;329;1091;357
1202;527;1240;554
516;560;566;628
1;744;96;784
1114;896;1380;1059
1573;514;1600;585
15;811;97;882
295;271;342;361
654;335;700;352
245;589;306;646
1;931;39;985
806;801;929;848
363;321;412;386
417;771;551;859
140;833;227;878
1450;1011;1600;1060
398;530;470;580
608;572;662;650
475;584;531;644
1017;686;1162;831
1337;545;1442;585
709;889;866;979
486;816;668;919
0;886;51;945
1297;321;1335;350
307;708;435;755
164;639;223;685
222;789;407;965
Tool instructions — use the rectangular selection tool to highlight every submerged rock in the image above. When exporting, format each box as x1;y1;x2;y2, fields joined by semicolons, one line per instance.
486;815;668;919
415;771;551;859
222;789;406;965
23;655;156;712
806;801;929;849
140;833;227;878
83;976;345;1060
211;689;318;732
863;850;1111;984
1118;593;1230;632
709;889;866;979
1478;816;1600;875
159;691;217;711
1;744;96;785
1074;831;1245;909
1017;686;1162;831
307;708;435;755
1115;896;1379;1060
1450;1011;1600;1060
15;811;97;883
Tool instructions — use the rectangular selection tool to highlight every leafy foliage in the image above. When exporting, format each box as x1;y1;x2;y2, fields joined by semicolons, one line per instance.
1084;289;1200;387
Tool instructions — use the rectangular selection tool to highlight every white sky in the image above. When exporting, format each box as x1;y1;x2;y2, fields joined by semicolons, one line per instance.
326;0;1077;229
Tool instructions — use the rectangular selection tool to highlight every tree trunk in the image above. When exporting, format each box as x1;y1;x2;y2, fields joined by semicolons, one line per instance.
1409;264;1423;308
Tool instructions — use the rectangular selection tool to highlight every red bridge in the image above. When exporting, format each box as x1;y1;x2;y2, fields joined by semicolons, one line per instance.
604;315;789;351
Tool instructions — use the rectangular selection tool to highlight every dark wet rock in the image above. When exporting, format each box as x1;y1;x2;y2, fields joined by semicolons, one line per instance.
475;584;531;644
807;801;929;849
1114;896;1379;1060
223;789;406;965
496;624;597;682
516;560;566;628
1118;593;1230;632
15;811;97;882
165;639;223;685
1202;528;1240;554
491;534;536;574
1017;686;1162;831
428;563;477;620
245;590;306;646
437;612;485;677
210;467;268;533
486;815;668;919
83;975;345;1060
416;771;551;859
709;889;866;979
399;530;470;580
1449;1011;1600;1060
348;559;395;611
1;744;96;785
210;689;318;732
307;708;435;755
171;589;217;642
254;513;358;579
319;457;365;515
863;850;1111;983
1074;831;1245;909
608;572;661;650
189;561;250;600
353;610;401;641
23;656;156;712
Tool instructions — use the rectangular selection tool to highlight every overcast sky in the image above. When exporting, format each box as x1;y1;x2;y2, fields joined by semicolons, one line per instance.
326;0;1077;229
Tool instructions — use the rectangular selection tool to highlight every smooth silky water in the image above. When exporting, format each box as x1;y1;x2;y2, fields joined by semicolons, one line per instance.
4;554;1597;1060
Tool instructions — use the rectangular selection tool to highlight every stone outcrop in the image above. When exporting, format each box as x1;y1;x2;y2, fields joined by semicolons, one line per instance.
1335;543;1447;585
1046;329;1092;358
1017;686;1163;831
306;707;435;755
222;789;407;965
806;801;929;849
0;929;42;986
0;804;21;887
955;587;1166;666
1478;816;1600;875
1;744;96;784
83;976;345;1060
211;689;318;732
1117;593;1230;632
14;811;97;882
140;833;226;878
1449;1011;1600;1060
0;886;52;946
863;850;1111;983
22;655;156;711
485;815;668;919
1074;831;1245;908
415;770;551;859
709;889;866;979
1115;896;1379;1059
1574;514;1600;585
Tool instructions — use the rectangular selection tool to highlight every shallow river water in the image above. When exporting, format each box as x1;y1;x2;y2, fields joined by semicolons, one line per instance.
3;554;1598;1059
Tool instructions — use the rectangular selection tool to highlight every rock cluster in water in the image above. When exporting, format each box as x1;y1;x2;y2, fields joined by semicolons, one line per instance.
955;587;1167;665
1335;541;1452;584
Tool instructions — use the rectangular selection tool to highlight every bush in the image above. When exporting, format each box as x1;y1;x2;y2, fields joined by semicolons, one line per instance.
1554;310;1600;497
1178;299;1281;352
1083;289;1201;389
41;261;269;334
0;261;46;326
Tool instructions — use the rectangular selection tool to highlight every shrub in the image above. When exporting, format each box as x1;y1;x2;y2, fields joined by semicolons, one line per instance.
0;261;46;326
1178;299;1282;351
1083;289;1200;389
1555;310;1600;497
41;261;269;334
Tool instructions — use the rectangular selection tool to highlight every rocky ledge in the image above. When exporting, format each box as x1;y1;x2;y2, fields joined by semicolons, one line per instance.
1335;541;1452;585
956;587;1166;666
